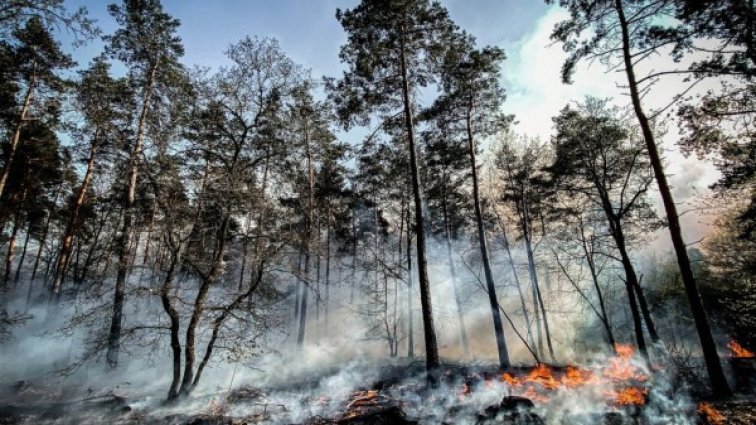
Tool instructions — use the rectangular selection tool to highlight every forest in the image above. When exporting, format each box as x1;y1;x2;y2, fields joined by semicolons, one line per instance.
0;0;753;424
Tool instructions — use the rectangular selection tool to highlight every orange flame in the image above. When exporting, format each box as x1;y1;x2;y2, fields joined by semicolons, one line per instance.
607;387;648;406
697;402;725;425
728;340;755;358
561;366;596;388
525;363;560;390
501;372;520;387
462;344;649;407
603;344;648;382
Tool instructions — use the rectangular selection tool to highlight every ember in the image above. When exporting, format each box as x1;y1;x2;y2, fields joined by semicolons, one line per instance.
698;402;726;425
728;340;755;358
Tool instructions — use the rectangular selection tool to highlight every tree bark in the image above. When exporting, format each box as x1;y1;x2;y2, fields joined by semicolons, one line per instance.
52;141;98;295
0;76;35;199
13;221;32;284
4;209;22;288
399;29;439;373
466;113;509;367
405;208;414;358
160;252;182;401
634;276;659;343
179;212;230;395
578;218;616;350
613;0;730;394
441;190;470;358
107;61;158;368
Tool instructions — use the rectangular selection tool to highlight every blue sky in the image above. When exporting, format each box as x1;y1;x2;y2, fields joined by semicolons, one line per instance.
62;0;549;81
54;0;719;250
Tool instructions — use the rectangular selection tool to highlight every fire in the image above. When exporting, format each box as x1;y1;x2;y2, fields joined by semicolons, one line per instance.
484;343;649;407
697;402;725;425
525;363;560;390
728;340;754;358
608;387;648;406
501;372;520;387
561;366;596;388
603;344;648;382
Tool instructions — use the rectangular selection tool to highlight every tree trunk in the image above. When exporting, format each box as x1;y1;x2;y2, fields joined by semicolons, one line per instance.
0;76;35;199
634;276;659;343
466;114;508;367
4;210;22;288
297;250;309;346
440;170;470;358
578;218;616;350
324;207;331;332
52;142;98;295
179;213;230;395
350;209;358;303
613;0;730;395
29;188;60;284
523;231;554;361
191;262;266;392
399;30;438;372
297;115;315;347
14;222;32;284
499;224;535;352
405;208;414;358
160;252;182;401
107;62;158;368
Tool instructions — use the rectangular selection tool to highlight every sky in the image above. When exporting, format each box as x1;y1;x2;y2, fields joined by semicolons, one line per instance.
56;0;722;252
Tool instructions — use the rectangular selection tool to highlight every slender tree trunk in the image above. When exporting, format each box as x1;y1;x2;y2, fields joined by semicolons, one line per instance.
606;215;648;358
29;189;60;284
0;76;34;199
238;212;251;291
191;263;266;391
324;207;331;332
523;231;554;361
141;202;156;266
107;62;158;368
614;0;730;395
406;208;414;358
578;219;616;349
297;118;315;347
350;209;357;303
465;114;508;367
440;174;470;358
297;251;310;346
52;143;98;295
4;210;22;288
634;276;659;343
179;213;230;395
315;222;321;324
14;222;32;284
500;226;535;351
160;252;182;401
399;30;439;372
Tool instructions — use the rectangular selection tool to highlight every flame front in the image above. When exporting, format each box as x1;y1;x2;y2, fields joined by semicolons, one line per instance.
481;343;650;407
697;402;726;425
728;340;755;358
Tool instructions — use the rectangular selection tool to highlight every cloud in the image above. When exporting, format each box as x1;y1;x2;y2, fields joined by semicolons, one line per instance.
498;5;724;253
500;7;621;141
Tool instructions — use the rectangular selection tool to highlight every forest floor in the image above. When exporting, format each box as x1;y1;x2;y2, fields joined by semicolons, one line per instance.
0;360;754;424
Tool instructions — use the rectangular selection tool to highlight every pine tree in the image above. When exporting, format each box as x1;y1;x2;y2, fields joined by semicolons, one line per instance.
547;0;732;395
0;16;73;200
330;0;459;374
104;0;185;368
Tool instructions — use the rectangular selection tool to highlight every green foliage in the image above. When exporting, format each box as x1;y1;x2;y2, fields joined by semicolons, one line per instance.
329;0;457;128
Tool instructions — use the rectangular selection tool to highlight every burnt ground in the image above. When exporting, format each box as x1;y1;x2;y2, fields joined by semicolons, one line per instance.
0;361;753;424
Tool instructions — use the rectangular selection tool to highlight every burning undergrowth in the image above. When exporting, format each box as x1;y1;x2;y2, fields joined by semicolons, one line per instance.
140;344;713;425
1;341;753;424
